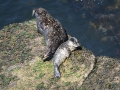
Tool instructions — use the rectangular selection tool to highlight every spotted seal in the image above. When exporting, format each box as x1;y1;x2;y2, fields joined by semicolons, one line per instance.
32;8;68;59
53;37;80;78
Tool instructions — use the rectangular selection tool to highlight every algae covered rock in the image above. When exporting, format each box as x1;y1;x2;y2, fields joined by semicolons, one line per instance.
0;19;120;90
81;56;120;90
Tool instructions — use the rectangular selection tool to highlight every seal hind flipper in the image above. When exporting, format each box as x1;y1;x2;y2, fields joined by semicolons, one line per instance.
54;63;61;78
42;48;52;59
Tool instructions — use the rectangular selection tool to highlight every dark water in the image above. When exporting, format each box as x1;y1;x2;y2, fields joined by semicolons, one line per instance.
0;0;120;59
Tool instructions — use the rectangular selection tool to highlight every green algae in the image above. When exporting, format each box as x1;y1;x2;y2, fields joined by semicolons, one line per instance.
0;19;120;90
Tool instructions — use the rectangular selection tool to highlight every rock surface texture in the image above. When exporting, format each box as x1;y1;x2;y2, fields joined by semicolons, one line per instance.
0;19;120;90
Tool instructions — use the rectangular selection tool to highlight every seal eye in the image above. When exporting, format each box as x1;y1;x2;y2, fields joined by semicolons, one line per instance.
37;9;47;16
70;37;75;42
40;9;47;16
69;37;79;46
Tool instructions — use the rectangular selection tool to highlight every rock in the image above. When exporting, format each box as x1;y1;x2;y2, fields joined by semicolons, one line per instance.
81;56;120;90
57;49;96;89
0;19;120;90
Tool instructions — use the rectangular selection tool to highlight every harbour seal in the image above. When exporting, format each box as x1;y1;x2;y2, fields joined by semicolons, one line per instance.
53;37;80;78
32;8;68;59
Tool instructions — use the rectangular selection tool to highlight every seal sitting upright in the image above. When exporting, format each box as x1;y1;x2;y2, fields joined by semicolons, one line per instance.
53;37;80;78
32;8;68;59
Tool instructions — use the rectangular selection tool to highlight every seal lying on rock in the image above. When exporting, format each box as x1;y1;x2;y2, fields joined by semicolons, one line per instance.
53;37;80;78
32;8;68;59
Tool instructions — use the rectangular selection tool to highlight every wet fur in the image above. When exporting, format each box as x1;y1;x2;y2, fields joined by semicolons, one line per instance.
32;8;68;59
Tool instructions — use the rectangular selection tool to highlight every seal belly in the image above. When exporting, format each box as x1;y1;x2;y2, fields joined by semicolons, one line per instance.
54;48;69;66
53;46;70;78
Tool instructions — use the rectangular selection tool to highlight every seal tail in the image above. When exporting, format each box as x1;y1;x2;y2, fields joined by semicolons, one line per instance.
54;64;60;78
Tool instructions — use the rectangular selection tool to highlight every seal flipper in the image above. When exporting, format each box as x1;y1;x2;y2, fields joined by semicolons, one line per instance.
43;48;52;60
37;29;41;34
54;63;60;78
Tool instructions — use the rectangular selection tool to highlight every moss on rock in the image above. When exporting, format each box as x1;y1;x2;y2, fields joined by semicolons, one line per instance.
81;56;120;90
0;19;120;90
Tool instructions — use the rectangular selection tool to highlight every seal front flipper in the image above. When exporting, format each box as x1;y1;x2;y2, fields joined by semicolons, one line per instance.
42;48;53;60
54;63;60;78
37;29;41;33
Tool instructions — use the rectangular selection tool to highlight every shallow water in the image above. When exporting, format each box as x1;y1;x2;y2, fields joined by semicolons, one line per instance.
0;0;120;59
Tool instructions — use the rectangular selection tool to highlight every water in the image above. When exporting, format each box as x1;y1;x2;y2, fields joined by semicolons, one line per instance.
0;0;120;59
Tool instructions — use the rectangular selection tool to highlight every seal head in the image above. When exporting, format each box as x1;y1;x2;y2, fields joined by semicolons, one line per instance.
32;8;68;59
53;37;80;77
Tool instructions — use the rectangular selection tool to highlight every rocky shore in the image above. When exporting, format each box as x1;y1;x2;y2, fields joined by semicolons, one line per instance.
0;19;120;90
